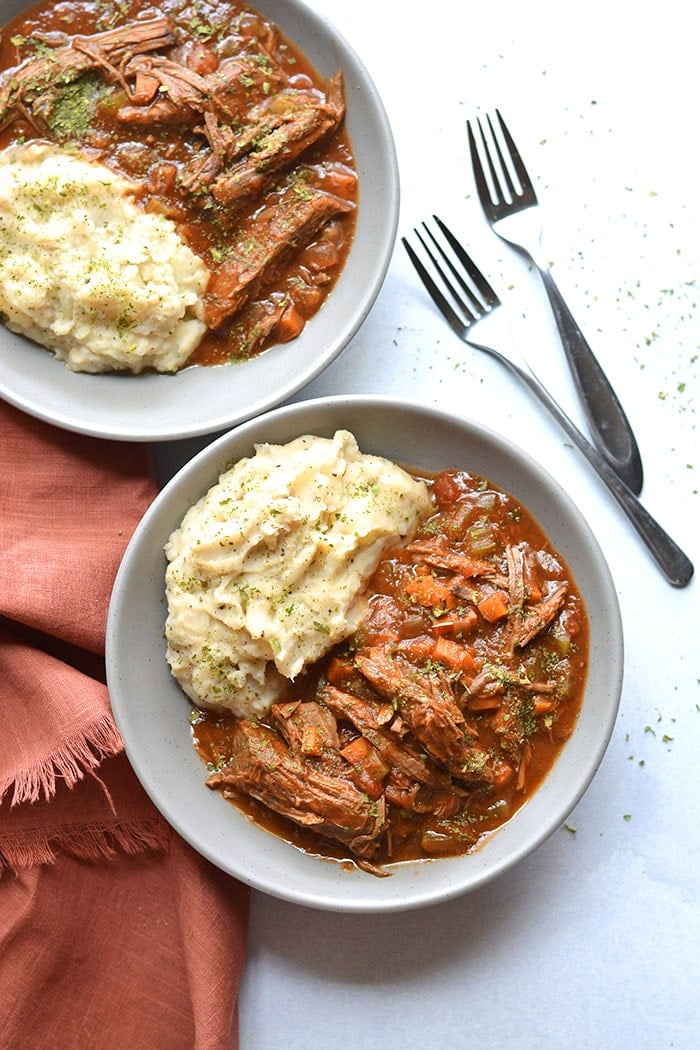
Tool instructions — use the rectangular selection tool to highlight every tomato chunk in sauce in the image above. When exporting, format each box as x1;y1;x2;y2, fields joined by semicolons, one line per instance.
0;0;357;366
193;468;589;876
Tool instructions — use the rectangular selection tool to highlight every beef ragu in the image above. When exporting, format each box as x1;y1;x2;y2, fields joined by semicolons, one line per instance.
193;468;589;876
0;0;357;365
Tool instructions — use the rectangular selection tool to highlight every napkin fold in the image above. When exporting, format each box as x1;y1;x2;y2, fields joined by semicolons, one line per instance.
0;402;248;1049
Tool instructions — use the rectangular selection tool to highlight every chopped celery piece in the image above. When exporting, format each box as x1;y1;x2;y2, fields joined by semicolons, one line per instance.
467;517;496;554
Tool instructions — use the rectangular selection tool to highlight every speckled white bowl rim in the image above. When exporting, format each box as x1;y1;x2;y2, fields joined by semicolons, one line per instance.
0;0;399;441
106;395;624;913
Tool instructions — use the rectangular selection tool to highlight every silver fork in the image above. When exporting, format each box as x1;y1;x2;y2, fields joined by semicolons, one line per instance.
402;216;693;588
467;110;644;496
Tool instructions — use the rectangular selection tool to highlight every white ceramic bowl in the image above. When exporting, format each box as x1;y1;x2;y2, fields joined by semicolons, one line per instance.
0;0;398;441
106;396;624;912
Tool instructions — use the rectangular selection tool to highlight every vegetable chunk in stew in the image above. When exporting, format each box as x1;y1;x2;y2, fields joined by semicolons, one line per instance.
0;0;358;366
194;468;589;877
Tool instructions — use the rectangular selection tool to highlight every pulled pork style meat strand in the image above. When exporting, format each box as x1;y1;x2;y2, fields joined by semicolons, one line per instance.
207;719;386;859
219;294;294;359
508;581;569;650
114;50;286;128
409;536;569;653
505;544;526;617
204;183;354;327
319;683;454;789
0;17;176;131
1;20;346;213
116;53;213;123
405;537;510;589
354;647;494;784
209;74;346;204
271;699;340;757
467;665;558;704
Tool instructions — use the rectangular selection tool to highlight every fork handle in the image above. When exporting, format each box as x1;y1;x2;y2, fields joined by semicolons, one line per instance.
500;353;694;587
536;265;644;495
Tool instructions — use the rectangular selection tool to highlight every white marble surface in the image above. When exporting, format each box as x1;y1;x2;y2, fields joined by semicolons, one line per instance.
157;1;699;1045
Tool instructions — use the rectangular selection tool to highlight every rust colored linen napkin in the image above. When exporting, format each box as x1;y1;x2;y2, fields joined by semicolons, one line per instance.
0;402;248;1049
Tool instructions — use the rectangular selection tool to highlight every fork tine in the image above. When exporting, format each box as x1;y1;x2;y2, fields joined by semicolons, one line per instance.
494;109;533;195
419;221;483;315
401;235;467;336
467;119;492;209
468;111;537;211
413;228;476;319
416;219;495;322
432;216;499;306
482;113;519;202
403;217;502;339
468;114;517;205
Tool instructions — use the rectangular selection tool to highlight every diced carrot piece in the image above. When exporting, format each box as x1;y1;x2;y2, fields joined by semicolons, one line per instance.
401;636;436;661
433;636;476;673
477;590;510;622
532;697;555;716
341;736;389;800
403;573;434;605
326;655;354;686
300;724;323;756
275;304;305;343
351;767;386;801
187;43;219;76
404;572;457;610
340;736;371;764
361;748;391;784
132;71;159;104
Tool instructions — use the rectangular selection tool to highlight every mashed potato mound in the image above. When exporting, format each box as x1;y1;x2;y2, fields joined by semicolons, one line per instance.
0;142;209;373
164;430;432;718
